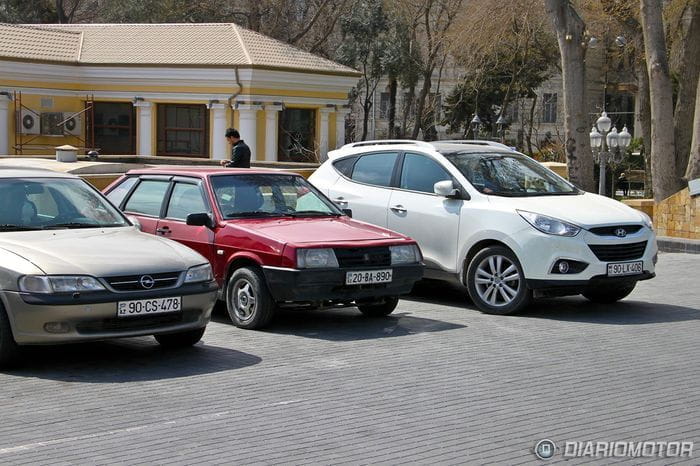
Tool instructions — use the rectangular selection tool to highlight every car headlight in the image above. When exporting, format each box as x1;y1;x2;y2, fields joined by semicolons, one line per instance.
639;212;654;230
19;275;106;294
390;244;421;264
296;248;339;269
518;210;581;237
184;264;213;283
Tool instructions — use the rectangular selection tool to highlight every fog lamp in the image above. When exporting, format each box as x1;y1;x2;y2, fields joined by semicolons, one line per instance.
44;322;70;333
558;261;570;274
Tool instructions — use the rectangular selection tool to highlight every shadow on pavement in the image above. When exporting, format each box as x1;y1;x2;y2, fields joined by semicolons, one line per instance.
263;309;466;341
404;279;700;325
7;337;261;382
522;299;700;325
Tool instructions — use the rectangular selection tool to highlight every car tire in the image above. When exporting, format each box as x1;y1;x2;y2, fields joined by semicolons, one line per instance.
226;266;276;330
154;327;206;348
0;303;20;368
466;246;532;315
583;282;636;303
357;296;399;317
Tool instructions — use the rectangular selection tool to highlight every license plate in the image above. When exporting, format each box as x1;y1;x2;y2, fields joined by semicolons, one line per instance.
607;261;643;277
346;269;393;285
117;297;182;318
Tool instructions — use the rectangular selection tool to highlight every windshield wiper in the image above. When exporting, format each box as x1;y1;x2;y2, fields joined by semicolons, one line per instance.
225;211;289;218
42;222;103;229
0;224;41;231
287;211;342;217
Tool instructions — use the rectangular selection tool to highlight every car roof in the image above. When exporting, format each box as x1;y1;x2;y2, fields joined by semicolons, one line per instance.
0;167;78;179
125;166;299;178
430;143;521;155
328;140;519;160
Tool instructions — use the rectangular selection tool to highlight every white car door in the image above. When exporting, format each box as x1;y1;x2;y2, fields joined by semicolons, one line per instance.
388;152;463;273
328;151;399;228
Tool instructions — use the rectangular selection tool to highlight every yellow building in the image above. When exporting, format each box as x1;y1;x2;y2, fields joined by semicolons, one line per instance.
0;23;360;162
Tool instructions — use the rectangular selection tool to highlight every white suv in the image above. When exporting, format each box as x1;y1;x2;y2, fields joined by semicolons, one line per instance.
309;140;657;315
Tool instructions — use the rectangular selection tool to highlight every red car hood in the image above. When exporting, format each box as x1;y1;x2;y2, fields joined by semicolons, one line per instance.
224;216;409;246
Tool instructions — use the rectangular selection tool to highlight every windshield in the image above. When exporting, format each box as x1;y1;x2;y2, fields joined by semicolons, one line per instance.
0;177;129;231
210;174;344;219
443;152;579;196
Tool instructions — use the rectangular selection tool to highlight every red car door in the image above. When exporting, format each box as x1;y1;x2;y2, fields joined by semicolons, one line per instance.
121;177;171;235
156;178;217;267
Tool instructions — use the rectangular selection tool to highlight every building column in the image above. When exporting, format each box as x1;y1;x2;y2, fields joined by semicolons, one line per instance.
335;107;352;149
134;101;153;156
235;103;262;160
209;103;228;160
319;107;334;162
0;94;10;155
264;104;283;162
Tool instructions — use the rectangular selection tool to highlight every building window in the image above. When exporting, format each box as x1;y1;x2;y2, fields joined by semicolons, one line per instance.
88;102;136;155
379;92;390;119
542;93;557;123
278;108;316;162
157;104;208;157
402;92;416;117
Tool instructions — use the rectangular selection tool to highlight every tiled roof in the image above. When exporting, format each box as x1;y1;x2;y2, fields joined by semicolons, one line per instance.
0;24;81;63
0;22;359;75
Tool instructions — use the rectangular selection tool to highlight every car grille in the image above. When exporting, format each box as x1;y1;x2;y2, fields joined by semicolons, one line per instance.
588;241;648;261
589;225;643;236
334;247;391;268
75;310;200;334
104;272;181;292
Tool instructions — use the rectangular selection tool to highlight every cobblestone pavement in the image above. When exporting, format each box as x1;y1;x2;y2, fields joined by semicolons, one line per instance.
0;253;698;465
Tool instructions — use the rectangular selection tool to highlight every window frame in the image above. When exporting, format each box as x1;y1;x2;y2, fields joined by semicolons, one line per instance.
89;101;137;155
346;151;402;189
157;104;209;158
395;152;455;196
542;93;558;124
121;176;173;218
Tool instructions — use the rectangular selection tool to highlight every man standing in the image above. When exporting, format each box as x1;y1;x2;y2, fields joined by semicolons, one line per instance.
220;128;251;168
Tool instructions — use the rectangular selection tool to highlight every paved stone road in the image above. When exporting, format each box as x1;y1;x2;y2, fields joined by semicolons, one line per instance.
0;253;698;465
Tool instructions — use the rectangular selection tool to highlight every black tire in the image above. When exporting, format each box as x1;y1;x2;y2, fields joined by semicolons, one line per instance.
226;266;276;329
583;282;636;303
466;246;532;315
0;303;20;368
154;327;205;347
357;296;399;317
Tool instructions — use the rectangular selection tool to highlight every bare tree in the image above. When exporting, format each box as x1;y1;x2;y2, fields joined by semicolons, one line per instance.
640;0;683;201
543;0;595;192
685;76;700;180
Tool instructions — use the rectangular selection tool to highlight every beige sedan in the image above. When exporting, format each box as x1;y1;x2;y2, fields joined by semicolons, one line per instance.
0;169;218;367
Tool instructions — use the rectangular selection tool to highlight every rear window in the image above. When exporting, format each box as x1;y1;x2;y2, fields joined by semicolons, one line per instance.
351;152;398;187
124;180;169;216
333;156;358;178
106;176;138;207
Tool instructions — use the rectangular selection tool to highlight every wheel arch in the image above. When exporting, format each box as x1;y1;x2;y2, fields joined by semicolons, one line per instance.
461;239;516;285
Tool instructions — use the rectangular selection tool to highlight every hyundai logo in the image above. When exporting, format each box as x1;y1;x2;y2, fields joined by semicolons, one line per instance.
140;275;155;289
614;228;627;238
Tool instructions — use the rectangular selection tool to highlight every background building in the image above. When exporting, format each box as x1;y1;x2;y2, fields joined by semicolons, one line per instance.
0;23;359;162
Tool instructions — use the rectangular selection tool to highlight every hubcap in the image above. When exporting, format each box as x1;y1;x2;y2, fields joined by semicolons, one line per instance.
232;279;257;321
474;255;521;307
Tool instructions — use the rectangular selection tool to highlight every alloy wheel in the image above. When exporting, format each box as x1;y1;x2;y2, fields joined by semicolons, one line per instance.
233;279;257;321
474;254;521;307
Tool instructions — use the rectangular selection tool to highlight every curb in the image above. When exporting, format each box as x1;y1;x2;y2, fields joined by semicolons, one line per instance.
657;236;700;254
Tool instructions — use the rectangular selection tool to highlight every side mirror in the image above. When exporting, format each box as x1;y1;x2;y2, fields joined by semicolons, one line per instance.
434;180;463;199
342;208;353;218
186;212;215;228
127;215;142;231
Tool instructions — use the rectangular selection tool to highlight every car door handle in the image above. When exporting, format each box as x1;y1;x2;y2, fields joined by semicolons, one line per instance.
390;204;407;213
156;226;171;235
334;197;349;206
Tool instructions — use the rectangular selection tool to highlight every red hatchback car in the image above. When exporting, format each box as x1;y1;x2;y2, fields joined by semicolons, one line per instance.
104;168;423;329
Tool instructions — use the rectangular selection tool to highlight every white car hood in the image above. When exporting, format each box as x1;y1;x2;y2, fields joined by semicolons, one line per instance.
487;192;645;228
0;227;205;276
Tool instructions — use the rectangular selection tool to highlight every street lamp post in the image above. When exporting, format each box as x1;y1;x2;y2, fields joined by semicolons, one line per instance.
470;114;482;140
496;114;507;143
589;111;632;196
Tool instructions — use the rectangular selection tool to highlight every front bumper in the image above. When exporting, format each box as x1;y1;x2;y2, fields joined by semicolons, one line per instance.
4;281;218;345
262;263;424;303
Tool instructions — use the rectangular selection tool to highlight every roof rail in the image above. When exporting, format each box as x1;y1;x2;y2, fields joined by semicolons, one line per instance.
340;139;434;150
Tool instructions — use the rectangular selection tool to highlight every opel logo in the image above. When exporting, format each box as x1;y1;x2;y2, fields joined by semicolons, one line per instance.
614;228;627;238
140;275;155;289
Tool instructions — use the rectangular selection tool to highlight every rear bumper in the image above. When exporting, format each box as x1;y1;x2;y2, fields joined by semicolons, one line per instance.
3;281;218;345
262;264;424;302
